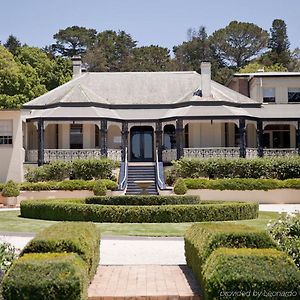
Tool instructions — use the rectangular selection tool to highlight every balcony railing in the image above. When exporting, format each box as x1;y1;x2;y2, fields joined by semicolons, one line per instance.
26;148;122;163
162;147;299;163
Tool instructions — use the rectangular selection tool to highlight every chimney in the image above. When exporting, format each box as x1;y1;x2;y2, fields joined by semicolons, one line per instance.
71;56;82;78
201;62;211;97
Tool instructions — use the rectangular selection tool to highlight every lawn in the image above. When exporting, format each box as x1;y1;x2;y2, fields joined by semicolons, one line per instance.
0;210;279;236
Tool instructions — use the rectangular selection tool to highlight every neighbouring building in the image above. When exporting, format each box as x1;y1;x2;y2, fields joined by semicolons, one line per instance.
1;58;300;183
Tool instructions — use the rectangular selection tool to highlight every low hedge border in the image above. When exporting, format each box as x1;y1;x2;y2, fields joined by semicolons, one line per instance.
20;198;258;223
183;178;300;191
203;248;300;300
184;223;277;285
20;222;100;280
86;195;201;205
2;253;89;300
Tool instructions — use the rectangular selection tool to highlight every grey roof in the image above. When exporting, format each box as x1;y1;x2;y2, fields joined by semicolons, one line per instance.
23;71;257;107
234;72;300;77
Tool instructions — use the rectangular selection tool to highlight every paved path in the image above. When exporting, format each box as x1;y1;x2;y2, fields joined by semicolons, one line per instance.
88;265;201;300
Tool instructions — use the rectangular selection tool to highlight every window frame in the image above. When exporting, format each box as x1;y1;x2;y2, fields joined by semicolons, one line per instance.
288;88;300;103
262;88;276;103
0;120;13;146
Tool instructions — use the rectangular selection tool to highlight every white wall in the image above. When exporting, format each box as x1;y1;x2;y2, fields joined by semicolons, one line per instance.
0;111;24;182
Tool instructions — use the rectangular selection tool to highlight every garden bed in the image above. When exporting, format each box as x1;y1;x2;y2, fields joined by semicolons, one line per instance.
20;196;258;223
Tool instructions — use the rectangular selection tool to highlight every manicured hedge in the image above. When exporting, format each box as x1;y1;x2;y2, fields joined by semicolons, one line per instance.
183;178;300;190
184;223;277;285
21;222;100;279
20;198;258;223
171;157;300;180
2;253;89;300
203;248;300;300
86;195;201;206
19;179;118;191
25;158;119;182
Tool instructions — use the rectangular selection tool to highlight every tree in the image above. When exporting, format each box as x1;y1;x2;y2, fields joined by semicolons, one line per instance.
266;19;291;67
4;35;21;55
289;48;300;71
239;62;287;73
84;30;136;72
53;26;97;57
210;21;269;68
131;46;172;71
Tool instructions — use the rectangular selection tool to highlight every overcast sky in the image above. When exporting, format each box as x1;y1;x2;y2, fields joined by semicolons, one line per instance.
1;0;299;52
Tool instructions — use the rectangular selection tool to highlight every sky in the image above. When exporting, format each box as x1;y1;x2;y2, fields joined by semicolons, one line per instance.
0;0;300;53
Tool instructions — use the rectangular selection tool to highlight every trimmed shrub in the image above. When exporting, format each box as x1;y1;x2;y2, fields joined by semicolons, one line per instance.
25;158;118;182
268;212;300;269
0;183;4;192
86;195;200;206
203;248;300;300
1;181;20;197
0;242;17;273
93;180;107;196
184;223;277;285
173;178;187;195
19;179;118;191
172;157;300;180
2;253;89;300
21;222;100;279
20;199;258;223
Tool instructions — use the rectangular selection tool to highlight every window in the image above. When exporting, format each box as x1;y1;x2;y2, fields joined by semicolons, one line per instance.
0;120;13;145
288;88;300;102
70;124;83;149
263;88;275;103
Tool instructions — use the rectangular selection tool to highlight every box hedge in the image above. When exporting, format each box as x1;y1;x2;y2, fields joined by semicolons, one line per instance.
2;253;89;300
21;222;100;279
184;223;277;285
203;248;300;300
86;195;201;206
20;198;258;223
171;157;300;180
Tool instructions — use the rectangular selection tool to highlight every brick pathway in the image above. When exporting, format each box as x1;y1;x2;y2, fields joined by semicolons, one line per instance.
88;265;202;300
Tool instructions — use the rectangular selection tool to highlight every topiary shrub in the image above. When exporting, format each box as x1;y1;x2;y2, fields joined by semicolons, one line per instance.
184;223;277;285
1;180;20;197
93;180;107;196
203;248;300;300
2;253;89;300
173;178;187;195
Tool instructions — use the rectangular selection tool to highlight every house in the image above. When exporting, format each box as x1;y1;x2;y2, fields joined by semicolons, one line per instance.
1;57;300;183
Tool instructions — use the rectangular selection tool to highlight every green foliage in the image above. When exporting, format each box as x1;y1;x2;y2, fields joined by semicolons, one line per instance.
268;213;300;269
86;195;200;206
0;242;17;273
182;178;298;190
184;223;277;285
2;253;89;300
20;199;258;223
239;62;288;73
203;248;300;300
4;35;21;56
53;26;97;57
171;157;300;180
93;180;107;196
25;158;118;182
173;178;187;195
1;181;20;197
21;222;100;279
210;21;268;68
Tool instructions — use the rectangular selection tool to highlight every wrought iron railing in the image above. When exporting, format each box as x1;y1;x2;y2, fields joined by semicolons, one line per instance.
183;147;240;159
162;148;177;163
26;148;122;163
263;148;298;157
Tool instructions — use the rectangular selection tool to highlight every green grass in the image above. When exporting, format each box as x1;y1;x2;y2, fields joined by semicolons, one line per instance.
0;210;279;236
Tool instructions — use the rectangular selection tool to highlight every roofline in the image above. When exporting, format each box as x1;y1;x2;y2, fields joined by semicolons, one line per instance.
22;100;261;111
233;72;300;78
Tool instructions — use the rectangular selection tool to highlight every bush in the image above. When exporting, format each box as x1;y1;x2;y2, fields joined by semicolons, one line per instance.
0;242;17;273
86;195;200;206
2;253;89;300
93;180;107;196
203;248;300;300
173;178;187;195
21;222;100;279
25;158;118;182
268;213;300;269
172;157;300;180
19;179;118;191
20;199;258;223
184;223;277;285
1;181;20;197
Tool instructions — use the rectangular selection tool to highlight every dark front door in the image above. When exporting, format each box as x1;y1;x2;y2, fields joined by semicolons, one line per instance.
130;126;154;161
